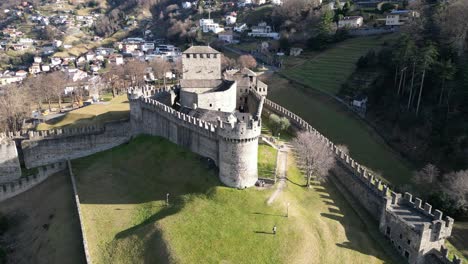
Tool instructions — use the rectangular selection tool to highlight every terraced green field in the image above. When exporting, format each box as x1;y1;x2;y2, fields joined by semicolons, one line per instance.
281;35;396;95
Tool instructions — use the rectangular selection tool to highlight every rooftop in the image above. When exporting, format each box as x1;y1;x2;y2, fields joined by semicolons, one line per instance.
183;46;221;54
389;204;433;230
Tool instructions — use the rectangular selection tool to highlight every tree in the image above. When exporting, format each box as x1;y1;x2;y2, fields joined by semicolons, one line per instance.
292;132;336;187
269;114;290;136
123;60;148;87
415;43;438;115
442;170;468;212
46;71;69;112
436;59;456;106
103;64;125;97
150;58;171;87
238;55;257;69
0;84;31;132
413;163;439;185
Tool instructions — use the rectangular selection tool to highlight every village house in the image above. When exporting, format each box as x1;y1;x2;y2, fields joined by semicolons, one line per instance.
218;31;234;43
234;23;248;33
29;63;41;74
109;54;124;65
182;2;192;9
338;16;364;28
248;22;280;40
226;12;237;25
200;18;224;34
386;10;419;26
271;0;283;5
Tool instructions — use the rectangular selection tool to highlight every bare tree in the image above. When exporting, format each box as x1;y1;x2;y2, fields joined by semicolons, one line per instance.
238;55;257;69
0;84;31;132
26;74;56;112
103;64;125;97
442;170;468;209
123;60;148;87
413;163;439;185
292;132;336;187
47;71;69;112
150;58;171;87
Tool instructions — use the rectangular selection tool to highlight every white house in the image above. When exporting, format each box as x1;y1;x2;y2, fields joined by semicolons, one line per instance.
248;22;280;40
218;31;234;43
385;10;419;26
200;18;224;33
34;56;42;63
271;0;283;5
226;15;237;25
338;16;364;29
182;2;192;9
234;23;248;33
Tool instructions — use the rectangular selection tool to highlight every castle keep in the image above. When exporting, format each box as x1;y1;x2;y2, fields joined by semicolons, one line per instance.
0;47;461;264
128;46;267;188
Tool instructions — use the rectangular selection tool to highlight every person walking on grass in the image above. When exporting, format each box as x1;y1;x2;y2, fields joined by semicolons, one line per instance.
272;225;277;235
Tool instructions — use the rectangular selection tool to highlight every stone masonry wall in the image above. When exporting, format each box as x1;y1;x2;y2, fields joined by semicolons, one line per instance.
21;121;131;169
0;138;21;183
0;162;67;202
260;96;458;264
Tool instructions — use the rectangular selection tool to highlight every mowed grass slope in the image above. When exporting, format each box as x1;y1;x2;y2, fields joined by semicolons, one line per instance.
266;75;412;186
37;95;129;130
73;135;395;263
281;35;396;95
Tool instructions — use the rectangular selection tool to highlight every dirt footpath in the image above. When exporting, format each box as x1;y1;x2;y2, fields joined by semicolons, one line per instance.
0;172;85;264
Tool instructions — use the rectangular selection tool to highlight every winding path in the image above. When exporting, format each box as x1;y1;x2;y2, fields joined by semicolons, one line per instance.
267;145;289;205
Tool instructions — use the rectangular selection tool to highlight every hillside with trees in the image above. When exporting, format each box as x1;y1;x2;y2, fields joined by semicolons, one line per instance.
340;0;468;218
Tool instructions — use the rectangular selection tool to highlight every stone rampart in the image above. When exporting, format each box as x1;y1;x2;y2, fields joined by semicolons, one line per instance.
0;138;21;183
0;162;67;201
21;120;131;169
261;96;458;264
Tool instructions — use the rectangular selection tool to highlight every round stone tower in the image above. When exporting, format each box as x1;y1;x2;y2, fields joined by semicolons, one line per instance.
217;117;261;188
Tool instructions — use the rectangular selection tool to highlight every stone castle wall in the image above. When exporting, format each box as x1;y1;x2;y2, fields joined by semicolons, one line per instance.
261;97;457;264
0;161;67;202
0;138;21;183
182;53;221;80
21;121;131;169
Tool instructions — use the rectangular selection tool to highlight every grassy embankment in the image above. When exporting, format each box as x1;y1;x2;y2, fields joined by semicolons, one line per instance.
73;135;397;264
268;35;467;259
36;94;129;130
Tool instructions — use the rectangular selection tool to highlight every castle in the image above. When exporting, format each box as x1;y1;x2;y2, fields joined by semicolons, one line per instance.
0;46;462;264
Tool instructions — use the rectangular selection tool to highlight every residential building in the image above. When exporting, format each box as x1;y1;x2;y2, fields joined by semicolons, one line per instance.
248;22;280;39
386;10;419;26
218;31;234;43
338;16;364;28
200;18;224;34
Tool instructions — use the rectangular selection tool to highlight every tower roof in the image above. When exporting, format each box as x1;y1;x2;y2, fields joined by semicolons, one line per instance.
183;46;221;54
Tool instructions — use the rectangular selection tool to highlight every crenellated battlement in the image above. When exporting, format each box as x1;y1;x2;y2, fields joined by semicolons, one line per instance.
394;192;454;236
0;161;67;201
439;246;463;264
137;96;217;134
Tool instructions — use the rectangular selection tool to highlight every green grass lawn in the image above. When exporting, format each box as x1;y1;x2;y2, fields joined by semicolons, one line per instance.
281;35;396;95
258;144;277;179
36;95;129;130
73;135;396;264
265;75;412;186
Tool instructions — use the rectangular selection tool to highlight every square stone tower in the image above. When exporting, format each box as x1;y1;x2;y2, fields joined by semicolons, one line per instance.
182;46;221;80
